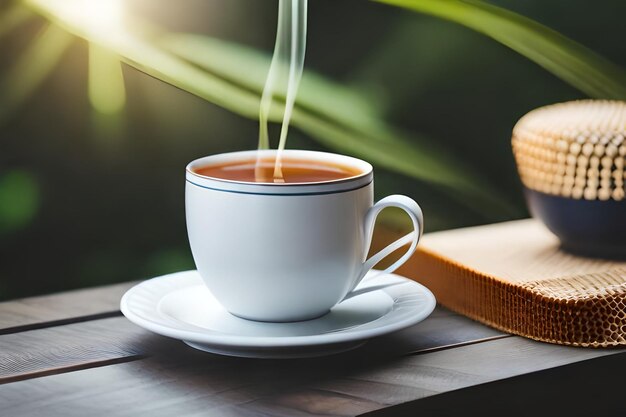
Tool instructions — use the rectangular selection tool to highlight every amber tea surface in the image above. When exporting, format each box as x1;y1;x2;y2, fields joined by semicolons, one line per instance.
192;157;363;184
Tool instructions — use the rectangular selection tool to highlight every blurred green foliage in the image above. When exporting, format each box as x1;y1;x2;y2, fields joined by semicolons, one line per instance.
0;0;625;300
375;0;626;99
0;170;39;234
0;22;71;124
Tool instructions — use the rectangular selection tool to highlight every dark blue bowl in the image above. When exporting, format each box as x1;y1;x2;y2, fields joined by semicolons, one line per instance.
524;188;626;260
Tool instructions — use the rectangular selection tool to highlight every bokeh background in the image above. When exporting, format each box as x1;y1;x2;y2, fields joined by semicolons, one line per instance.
1;0;625;300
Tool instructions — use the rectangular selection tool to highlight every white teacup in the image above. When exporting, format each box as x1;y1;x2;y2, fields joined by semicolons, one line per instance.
186;150;423;322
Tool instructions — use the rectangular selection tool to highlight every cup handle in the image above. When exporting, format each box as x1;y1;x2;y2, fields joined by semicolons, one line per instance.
346;195;423;294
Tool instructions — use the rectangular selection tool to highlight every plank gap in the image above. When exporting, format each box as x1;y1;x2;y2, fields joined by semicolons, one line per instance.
0;311;122;336
408;334;513;355
0;354;146;385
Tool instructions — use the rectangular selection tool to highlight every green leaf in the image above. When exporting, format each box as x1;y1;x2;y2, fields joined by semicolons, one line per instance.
161;34;383;135
373;0;626;99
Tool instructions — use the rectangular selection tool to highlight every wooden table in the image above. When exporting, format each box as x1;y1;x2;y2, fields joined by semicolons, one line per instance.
1;280;625;416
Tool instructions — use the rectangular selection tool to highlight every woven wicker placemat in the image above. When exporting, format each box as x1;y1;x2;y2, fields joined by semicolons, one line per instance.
397;219;626;347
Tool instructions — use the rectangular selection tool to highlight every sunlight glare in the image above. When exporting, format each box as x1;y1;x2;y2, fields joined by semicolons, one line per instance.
77;0;124;32
31;0;126;40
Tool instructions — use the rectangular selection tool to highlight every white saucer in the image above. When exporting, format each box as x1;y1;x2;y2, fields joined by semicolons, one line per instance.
120;270;436;358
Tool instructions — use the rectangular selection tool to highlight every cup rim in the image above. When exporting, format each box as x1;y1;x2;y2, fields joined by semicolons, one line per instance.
185;150;374;196
186;149;372;186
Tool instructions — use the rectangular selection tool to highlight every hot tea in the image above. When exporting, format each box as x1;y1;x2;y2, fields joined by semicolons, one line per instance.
192;157;362;184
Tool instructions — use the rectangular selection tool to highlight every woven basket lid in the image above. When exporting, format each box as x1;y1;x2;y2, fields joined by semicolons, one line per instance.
512;100;626;201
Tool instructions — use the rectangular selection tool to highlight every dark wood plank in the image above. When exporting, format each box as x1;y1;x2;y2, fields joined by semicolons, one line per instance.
1;335;621;417
365;351;626;416
238;338;623;416
0;282;137;333
358;306;505;356
0;307;502;383
0;317;147;383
